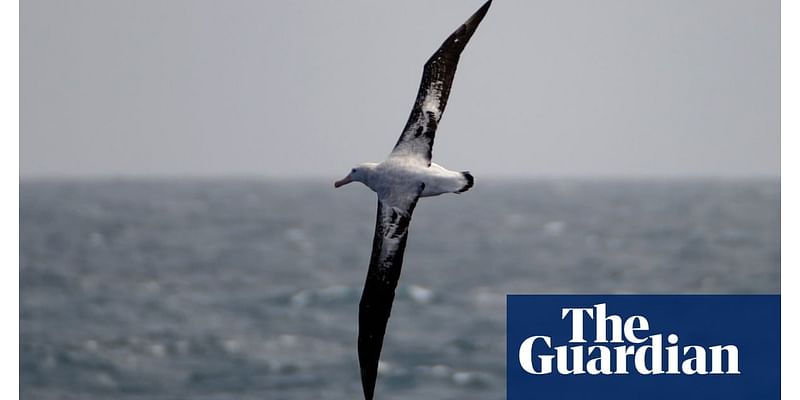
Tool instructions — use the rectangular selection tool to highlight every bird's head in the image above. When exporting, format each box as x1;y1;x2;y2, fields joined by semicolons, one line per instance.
335;163;376;188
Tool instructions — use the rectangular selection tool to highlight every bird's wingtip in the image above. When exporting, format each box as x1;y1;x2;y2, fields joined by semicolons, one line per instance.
454;0;492;43
467;0;493;27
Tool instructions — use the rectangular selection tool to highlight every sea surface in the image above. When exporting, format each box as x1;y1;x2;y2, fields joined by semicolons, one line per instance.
20;179;780;400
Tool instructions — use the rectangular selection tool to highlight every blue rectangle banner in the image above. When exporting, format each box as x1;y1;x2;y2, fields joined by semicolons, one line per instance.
507;295;779;399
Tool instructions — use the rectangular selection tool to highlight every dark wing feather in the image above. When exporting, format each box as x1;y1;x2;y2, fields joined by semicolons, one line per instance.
358;184;424;400
389;0;492;165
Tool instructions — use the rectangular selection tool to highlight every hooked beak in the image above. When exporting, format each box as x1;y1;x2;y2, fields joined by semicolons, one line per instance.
334;175;353;188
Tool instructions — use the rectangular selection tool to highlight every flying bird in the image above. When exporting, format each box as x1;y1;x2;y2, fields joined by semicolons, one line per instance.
334;1;492;398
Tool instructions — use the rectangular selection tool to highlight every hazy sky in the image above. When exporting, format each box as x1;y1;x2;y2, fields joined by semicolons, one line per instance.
21;0;779;178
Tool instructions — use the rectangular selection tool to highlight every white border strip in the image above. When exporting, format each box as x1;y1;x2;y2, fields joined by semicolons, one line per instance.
2;0;20;398
781;0;794;399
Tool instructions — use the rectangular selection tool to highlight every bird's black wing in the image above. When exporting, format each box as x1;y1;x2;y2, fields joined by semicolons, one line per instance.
389;0;492;166
358;183;425;400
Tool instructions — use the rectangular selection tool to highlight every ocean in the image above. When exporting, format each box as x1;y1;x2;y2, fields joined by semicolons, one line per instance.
20;179;780;400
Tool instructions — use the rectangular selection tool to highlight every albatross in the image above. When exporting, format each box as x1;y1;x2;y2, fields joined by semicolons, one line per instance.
334;1;492;398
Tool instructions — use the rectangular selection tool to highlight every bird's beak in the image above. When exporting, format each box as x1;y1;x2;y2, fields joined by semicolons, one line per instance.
334;175;353;188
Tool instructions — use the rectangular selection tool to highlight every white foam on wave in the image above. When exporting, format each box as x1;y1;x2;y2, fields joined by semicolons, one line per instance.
543;220;566;236
377;360;408;377
148;343;166;358
289;290;311;308
289;285;357;308
222;338;242;354
472;288;504;309
317;285;352;300
84;339;99;352
451;370;490;387
416;364;452;378
284;228;314;253
407;284;434;304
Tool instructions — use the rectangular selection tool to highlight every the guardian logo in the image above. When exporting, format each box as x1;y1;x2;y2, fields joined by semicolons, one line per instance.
517;303;740;376
507;295;778;399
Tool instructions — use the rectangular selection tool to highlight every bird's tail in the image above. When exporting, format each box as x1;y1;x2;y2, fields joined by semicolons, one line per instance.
456;171;474;193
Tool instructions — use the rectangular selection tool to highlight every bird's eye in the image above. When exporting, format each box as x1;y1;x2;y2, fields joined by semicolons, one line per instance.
351;168;357;173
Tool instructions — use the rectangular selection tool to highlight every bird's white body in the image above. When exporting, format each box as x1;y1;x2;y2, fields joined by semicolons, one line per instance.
356;160;472;198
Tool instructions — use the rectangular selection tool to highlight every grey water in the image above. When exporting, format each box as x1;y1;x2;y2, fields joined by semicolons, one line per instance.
20;179;779;400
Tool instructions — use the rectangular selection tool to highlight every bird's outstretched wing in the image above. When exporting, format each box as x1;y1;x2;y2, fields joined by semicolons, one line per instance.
389;0;492;166
358;183;425;400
